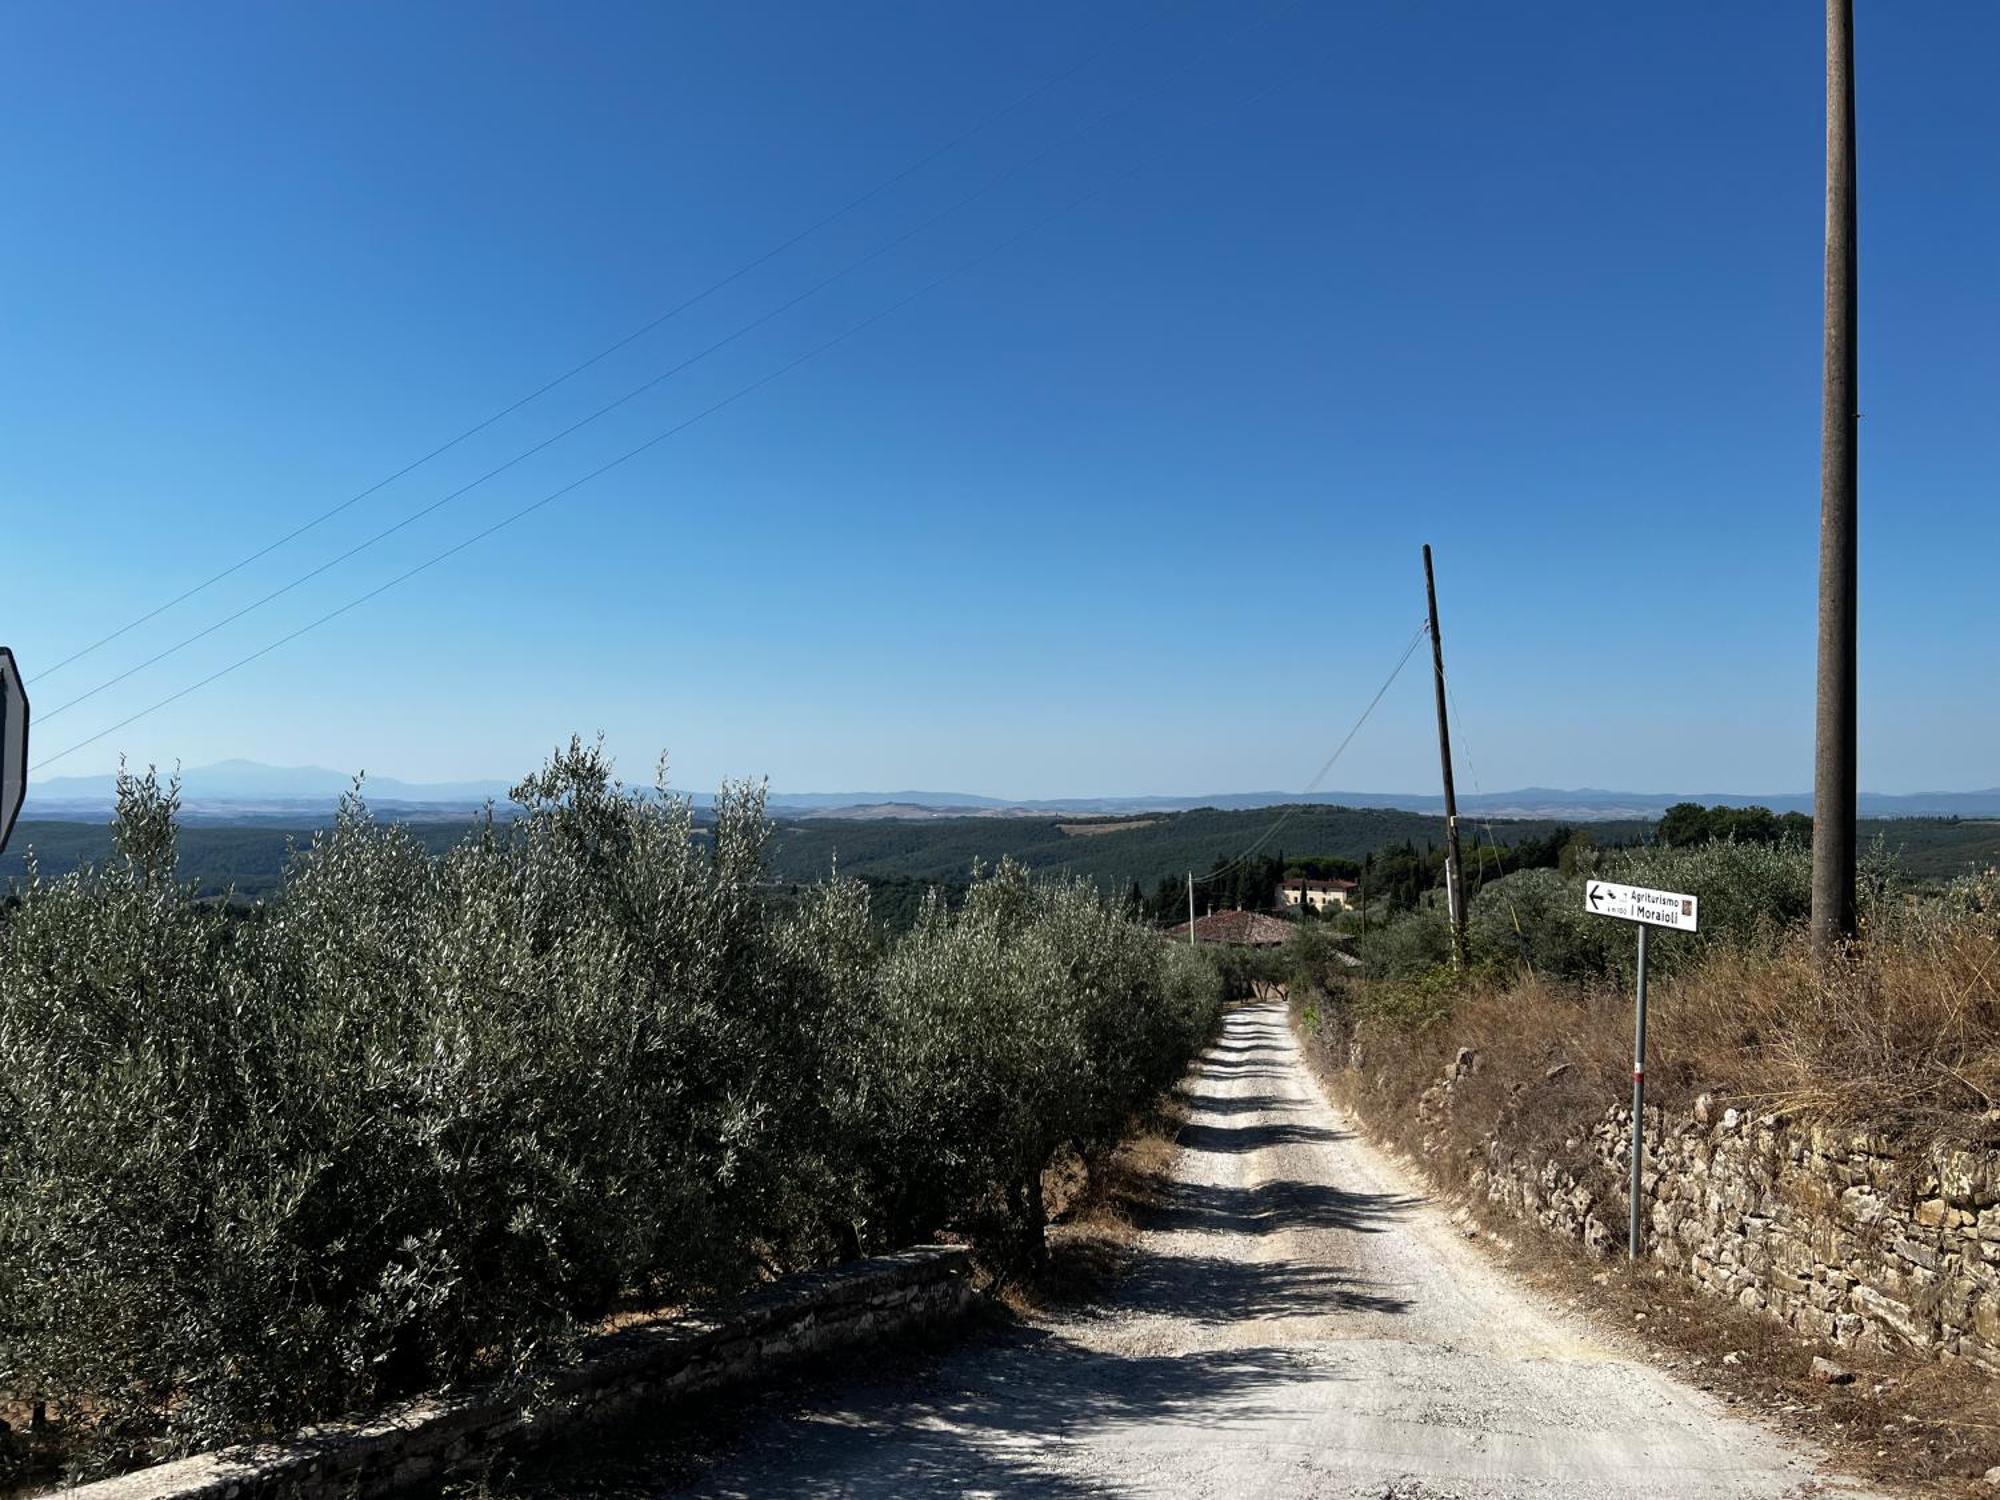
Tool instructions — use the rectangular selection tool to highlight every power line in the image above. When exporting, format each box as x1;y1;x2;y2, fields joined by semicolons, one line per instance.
1443;678;1504;874
39;5;1293;728
30;152;1210;772
1196;621;1431;887
32;288;961;771
35;5;1310;771
27;16;1154;688
1445;674;1533;956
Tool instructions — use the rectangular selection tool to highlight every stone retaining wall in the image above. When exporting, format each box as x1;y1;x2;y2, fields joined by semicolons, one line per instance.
1468;1092;2000;1372
54;1245;978;1500
1298;1002;2000;1377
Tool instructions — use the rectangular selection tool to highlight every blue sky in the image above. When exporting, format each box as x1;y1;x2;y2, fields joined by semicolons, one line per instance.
4;3;1994;799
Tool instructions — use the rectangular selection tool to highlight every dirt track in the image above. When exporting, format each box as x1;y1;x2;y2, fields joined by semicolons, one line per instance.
646;999;1873;1497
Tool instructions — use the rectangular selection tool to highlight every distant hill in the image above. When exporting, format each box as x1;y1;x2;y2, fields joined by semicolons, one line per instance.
4;804;1994;904
24;760;2000;824
760;788;2000;821
0;819;476;898
760;807;1658;892
3;805;1635;903
29;760;514;824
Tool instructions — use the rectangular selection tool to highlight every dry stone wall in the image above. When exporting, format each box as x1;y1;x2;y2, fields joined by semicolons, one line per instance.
1420;1050;2000;1373
54;1245;978;1500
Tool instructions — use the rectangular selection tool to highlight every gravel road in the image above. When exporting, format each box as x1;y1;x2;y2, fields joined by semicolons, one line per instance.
632;999;1872;1497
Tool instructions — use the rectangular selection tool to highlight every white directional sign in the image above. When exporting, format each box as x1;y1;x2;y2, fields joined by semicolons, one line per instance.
1585;879;1698;932
0;648;26;855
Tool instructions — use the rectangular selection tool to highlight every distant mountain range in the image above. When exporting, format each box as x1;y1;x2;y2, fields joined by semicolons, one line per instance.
771;787;2000;821
29;760;515;823
21;761;2000;825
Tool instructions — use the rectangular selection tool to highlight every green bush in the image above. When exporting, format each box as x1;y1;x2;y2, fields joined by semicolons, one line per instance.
0;747;1221;1479
1354;899;1454;979
1343;836;1821;994
1204;939;1287;1000
854;864;1218;1262
1466;838;1813;984
1272;918;1351;996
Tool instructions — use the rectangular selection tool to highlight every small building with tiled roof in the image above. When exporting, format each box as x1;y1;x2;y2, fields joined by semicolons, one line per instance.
1171;908;1295;947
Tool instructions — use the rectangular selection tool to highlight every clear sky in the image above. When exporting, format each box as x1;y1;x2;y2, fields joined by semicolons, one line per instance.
4;3;1994;800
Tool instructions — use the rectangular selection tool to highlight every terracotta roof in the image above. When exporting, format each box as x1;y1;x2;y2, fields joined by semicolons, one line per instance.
1169;908;1295;946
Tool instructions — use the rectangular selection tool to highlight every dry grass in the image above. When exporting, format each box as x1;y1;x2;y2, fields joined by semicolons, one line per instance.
1293;889;2000;1496
1673;917;2000;1128
1322;892;2000;1197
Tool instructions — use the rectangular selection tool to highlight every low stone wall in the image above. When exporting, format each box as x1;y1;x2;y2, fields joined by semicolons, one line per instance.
1297;1001;2000;1377
1468;1095;2000;1373
55;1245;978;1500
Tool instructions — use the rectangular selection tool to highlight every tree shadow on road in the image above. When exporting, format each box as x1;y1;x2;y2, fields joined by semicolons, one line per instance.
1115;1251;1410;1322
1172;1119;1350;1155
1192;1048;1288;1072
483;1319;1366;1500
1149;1176;1421;1238
1177;1090;1319;1118
1183;1061;1289;1083
675;1327;1367;1498
500;1161;1420;1497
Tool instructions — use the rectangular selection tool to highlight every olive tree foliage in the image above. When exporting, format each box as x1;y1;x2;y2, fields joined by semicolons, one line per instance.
1206;940;1288;1001
0;765;253;1466
857;864;1219;1263
0;743;1220;1478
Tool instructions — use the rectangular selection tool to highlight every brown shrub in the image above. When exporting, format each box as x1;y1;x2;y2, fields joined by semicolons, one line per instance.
1667;918;2000;1129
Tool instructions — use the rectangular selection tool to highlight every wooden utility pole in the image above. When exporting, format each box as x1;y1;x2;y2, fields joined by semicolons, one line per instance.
1423;544;1468;970
1812;0;1859;958
1187;871;1196;947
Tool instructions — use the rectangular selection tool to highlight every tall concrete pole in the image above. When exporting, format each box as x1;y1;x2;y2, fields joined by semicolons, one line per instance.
1423;545;1468;971
1812;0;1859;958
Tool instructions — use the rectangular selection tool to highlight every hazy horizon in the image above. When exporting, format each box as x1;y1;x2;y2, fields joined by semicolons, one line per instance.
24;756;2000;812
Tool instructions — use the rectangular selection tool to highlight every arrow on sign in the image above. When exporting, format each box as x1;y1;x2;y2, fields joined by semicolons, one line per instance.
1583;878;1699;933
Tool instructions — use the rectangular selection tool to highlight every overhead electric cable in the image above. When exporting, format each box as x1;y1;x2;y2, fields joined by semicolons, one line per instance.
35;5;1309;771
40;4;1295;727
33;176;1175;770
1197;620;1431;886
1446;675;1530;948
28;17;1153;687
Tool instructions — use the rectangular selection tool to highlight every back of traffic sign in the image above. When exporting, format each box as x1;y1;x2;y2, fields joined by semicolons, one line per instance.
0;648;27;855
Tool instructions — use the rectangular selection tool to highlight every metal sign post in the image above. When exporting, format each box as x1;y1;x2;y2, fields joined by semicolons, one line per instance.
1629;921;1649;1261
0;648;27;855
1585;878;1699;1259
